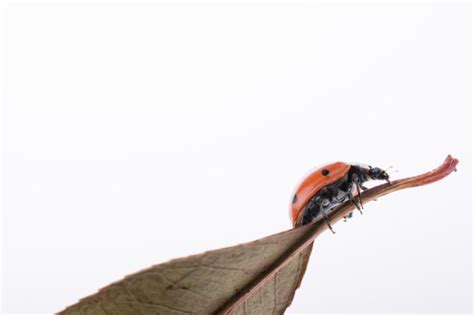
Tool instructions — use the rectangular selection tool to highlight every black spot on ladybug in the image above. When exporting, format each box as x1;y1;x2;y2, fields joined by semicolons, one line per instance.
321;169;330;176
292;194;298;204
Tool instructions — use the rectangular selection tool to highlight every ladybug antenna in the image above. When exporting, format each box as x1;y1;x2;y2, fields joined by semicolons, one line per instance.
384;165;398;173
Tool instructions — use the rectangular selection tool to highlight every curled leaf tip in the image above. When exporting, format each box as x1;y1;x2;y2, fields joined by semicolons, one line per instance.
371;154;459;195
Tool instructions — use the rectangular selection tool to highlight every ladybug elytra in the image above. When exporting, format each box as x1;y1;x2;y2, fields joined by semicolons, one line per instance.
291;162;390;229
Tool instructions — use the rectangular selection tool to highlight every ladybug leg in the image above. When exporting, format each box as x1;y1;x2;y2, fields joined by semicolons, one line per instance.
349;194;363;214
324;212;335;234
360;185;369;191
355;183;364;210
350;174;363;213
317;190;336;233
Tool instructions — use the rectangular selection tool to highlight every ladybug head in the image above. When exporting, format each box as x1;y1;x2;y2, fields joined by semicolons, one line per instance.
367;166;391;184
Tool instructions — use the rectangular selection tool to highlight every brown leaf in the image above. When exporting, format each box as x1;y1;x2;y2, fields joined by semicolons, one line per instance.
58;155;458;315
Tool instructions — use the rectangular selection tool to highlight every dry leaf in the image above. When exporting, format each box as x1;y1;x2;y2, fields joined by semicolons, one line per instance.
59;155;458;315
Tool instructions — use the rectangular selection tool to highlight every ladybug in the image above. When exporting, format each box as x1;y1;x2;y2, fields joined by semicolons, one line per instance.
291;162;390;230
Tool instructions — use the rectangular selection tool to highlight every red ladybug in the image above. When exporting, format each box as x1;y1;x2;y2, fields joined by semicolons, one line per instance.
291;162;390;229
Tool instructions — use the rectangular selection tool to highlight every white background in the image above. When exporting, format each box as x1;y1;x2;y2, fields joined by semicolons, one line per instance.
2;1;472;314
